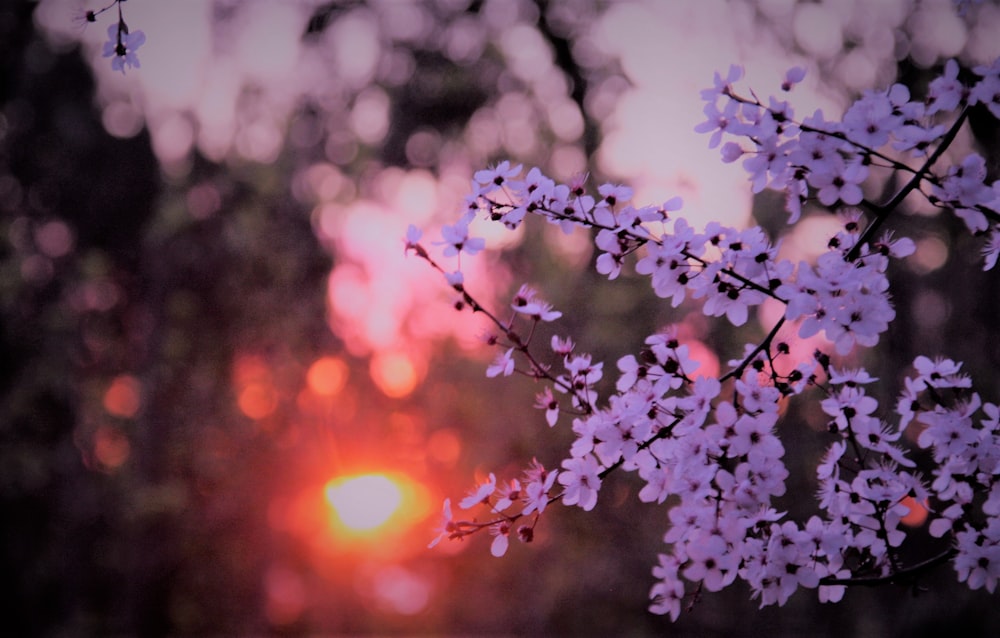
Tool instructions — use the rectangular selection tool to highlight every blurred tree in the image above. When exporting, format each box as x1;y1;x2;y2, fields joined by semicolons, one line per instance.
0;5;337;634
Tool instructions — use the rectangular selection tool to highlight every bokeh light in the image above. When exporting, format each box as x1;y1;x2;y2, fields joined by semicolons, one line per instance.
264;564;308;627
899;495;930;528
92;425;130;471
369;351;421;399
238;382;278;420
103;374;142;418
307;356;349;397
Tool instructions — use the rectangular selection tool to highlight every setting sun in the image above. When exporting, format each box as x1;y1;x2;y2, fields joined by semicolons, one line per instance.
291;470;434;558
325;473;404;533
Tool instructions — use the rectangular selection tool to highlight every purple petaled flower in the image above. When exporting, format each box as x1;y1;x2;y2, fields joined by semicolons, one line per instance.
486;348;515;378
102;23;145;74
459;473;496;509
558;455;602;511
781;66;806;91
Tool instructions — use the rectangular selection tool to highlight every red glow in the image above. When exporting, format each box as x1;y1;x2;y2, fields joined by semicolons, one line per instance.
264;565;307;627
899;495;929;528
426;428;462;467
93;425;130;470
103;375;142;418
232;354;278;419
238;382;278;420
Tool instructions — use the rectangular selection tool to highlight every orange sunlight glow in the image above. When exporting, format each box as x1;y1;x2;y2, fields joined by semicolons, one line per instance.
307;356;349;396
274;468;434;561
300;468;436;558
369;351;421;398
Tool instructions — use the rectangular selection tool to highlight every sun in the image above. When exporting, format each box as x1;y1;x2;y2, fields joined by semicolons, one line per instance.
324;473;404;533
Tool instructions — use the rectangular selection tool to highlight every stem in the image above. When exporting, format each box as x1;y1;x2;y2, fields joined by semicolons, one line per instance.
726;90;922;177
846;107;969;261
598;416;682;480
819;547;958;587
720;316;786;382
489;198;787;303
414;248;590;400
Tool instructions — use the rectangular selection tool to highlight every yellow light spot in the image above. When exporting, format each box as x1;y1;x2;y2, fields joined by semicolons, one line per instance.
325;474;403;533
307;356;348;396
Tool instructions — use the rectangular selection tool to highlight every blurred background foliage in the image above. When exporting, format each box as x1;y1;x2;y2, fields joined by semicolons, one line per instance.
3;0;1000;635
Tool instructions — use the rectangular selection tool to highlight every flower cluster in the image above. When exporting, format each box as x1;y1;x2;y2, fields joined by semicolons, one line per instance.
77;1;145;74
412;53;1000;620
698;58;1000;257
428;459;559;558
